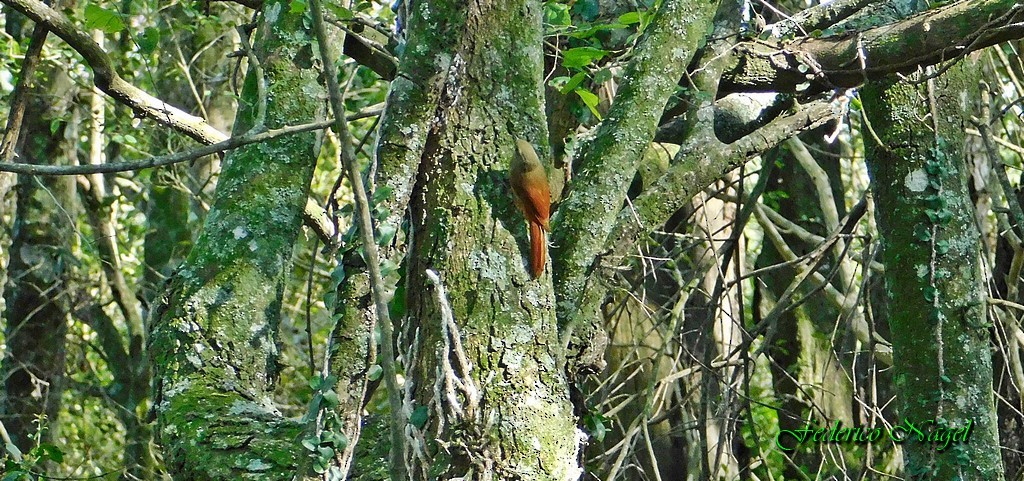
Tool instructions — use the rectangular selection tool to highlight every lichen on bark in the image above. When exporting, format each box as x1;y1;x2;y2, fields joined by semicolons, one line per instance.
148;0;328;477
863;64;1005;480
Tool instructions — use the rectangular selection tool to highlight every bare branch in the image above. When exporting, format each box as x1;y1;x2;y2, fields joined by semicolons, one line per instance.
0;105;381;175
725;0;1024;93
309;0;407;477
765;0;879;38
0;120;327;175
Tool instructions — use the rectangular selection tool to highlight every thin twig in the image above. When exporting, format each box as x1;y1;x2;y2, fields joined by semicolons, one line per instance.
308;0;408;478
0;106;381;175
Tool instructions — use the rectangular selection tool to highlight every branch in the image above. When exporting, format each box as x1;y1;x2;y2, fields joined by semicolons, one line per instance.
1;0;228;144
0;0;53;162
624;101;839;249
310;0;407;477
0;105;382;175
0;119;329;174
724;0;1024;93
557;100;841;359
552;0;722;327
764;0;879;38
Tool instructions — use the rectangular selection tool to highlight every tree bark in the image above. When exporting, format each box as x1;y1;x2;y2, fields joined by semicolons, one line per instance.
148;0;328;476
398;1;581;478
1;68;77;453
864;60;1005;480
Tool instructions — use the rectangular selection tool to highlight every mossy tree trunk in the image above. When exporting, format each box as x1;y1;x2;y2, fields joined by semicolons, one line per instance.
863;63;1005;479
147;0;328;477
397;1;582;478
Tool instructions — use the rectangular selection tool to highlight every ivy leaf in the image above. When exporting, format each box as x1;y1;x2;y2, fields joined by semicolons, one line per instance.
322;389;340;408
301;436;320;452
562;47;608;69
137;27;160;54
323;290;337;309
330;264;346;288
84;5;125;33
371;185;393;206
410;405;429;428
913;224;932;242
543;2;571;27
574;88;603;120
559;71;587;95
325;430;348;449
317;446;334;463
377;223;397;246
572;0;599;21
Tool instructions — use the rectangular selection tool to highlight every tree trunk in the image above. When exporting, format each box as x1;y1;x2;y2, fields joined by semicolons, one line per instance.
148;0;328;476
864;61;1005;479
1;68;77;453
398;1;581;478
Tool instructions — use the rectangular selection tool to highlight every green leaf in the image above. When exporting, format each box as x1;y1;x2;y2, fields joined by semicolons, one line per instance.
301;436;320;452
289;0;307;14
329;264;346;287
136;26;159;54
379;258;399;277
548;75;570;90
572;0;599;21
377;223;397;246
410;405;429;428
543;1;571;27
324;430;348;449
618;11;641;24
137;27;160;54
593;68;612;84
591;418;606;442
2;470;28;481
326;3;354;19
371;185;393;206
323;290;337;309
39;443;63;463
562;47;608;69
317;446;334;463
322;389;340;408
559;71;587;95
313;459;328;474
574;88;603;120
84;5;125;33
367;364;383;381
569;22;627;39
913;224;931;242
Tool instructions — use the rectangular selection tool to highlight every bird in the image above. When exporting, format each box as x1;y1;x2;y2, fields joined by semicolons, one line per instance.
510;138;551;278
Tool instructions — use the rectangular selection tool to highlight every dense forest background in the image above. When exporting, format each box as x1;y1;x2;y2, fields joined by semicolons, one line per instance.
2;0;1024;479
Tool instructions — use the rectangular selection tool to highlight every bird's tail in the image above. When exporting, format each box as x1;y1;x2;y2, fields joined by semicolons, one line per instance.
530;221;546;278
